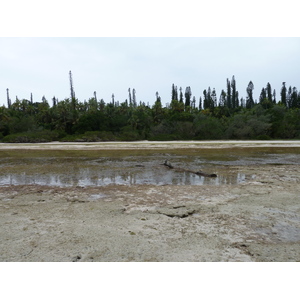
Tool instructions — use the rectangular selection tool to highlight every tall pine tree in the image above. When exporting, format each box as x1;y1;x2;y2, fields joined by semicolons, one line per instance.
259;87;267;103
272;89;276;104
219;89;226;107
280;82;287;106
246;81;254;109
266;82;272;102
184;86;192;108
231;76;236;109
226;78;231;108
179;87;183;103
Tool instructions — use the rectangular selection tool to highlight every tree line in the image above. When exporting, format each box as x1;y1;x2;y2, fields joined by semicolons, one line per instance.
1;73;300;142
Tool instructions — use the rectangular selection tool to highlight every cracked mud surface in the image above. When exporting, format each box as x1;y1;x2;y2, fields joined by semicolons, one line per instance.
1;141;300;261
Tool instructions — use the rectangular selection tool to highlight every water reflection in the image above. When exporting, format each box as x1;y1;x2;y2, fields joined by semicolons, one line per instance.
1;150;298;187
0;167;247;187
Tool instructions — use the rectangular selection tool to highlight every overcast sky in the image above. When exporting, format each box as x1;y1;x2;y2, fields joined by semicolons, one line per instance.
1;37;299;107
1;1;300;108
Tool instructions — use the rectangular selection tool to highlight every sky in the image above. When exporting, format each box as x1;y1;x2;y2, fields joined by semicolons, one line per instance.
1;1;300;108
1;37;299;108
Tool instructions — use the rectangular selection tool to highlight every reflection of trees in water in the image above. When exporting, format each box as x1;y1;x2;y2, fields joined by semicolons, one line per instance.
0;166;246;187
171;172;192;185
120;172;131;183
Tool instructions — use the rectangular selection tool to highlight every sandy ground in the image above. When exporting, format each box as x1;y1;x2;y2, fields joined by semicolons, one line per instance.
1;141;300;262
1;140;300;151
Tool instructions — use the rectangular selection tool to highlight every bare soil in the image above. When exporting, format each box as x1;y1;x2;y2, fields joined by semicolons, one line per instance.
1;141;300;262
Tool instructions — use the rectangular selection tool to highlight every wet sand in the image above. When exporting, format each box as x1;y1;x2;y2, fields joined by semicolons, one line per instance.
1;141;300;261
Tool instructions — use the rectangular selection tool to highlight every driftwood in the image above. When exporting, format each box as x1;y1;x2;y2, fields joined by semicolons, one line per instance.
162;160;217;178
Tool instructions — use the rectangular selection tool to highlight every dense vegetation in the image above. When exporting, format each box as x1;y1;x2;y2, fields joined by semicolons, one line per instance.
1;75;300;142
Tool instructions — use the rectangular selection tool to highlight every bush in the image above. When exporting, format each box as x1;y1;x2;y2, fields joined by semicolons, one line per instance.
225;112;271;139
256;134;272;140
194;115;225;140
115;126;142;141
117;131;141;141
2;130;61;143
148;134;179;141
59;131;119;142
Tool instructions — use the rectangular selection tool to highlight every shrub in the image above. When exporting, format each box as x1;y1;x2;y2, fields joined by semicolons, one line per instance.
148;134;179;141
59;131;118;142
2;130;61;143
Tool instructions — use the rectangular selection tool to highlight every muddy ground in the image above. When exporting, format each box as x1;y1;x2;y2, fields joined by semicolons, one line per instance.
1;141;300;262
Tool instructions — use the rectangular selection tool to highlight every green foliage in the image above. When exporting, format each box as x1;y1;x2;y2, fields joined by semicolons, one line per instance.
225;106;272;139
60;131;117;142
148;134;179;141
118;127;142;141
194;114;225;140
2;130;62;143
1;79;300;142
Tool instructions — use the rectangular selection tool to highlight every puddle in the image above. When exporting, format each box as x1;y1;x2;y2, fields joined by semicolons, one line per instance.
0;166;244;187
0;148;299;187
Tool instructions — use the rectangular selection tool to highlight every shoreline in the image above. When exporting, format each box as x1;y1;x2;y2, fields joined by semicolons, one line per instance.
1;140;300;151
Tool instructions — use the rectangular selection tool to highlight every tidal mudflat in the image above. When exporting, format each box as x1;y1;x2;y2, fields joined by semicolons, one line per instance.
1;141;300;261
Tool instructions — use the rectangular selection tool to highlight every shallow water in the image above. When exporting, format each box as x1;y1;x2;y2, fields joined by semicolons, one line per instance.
0;148;299;187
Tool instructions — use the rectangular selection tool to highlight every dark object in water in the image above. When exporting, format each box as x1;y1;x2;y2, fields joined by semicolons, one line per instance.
195;171;217;178
162;160;217;178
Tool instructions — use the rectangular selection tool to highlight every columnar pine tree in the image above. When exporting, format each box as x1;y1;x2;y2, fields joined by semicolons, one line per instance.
69;71;76;117
112;93;115;105
290;87;298;108
69;71;75;100
171;84;176;101
226;78;231;109
259;88;267;103
52;96;57;107
266;82;272;102
6;88;11;108
132;89;137;108
203;87;214;110
179;87;183;103
211;88;217;109
235;91;239;108
184;86;192;108
219;90;226;107
203;89;208;109
246;81;254;109
199;96;202;110
128;88;132;106
171;84;178;101
231;76;236;109
287;86;292;108
155;91;160;102
272;89;276;104
192;96;196;109
280;82;287;106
